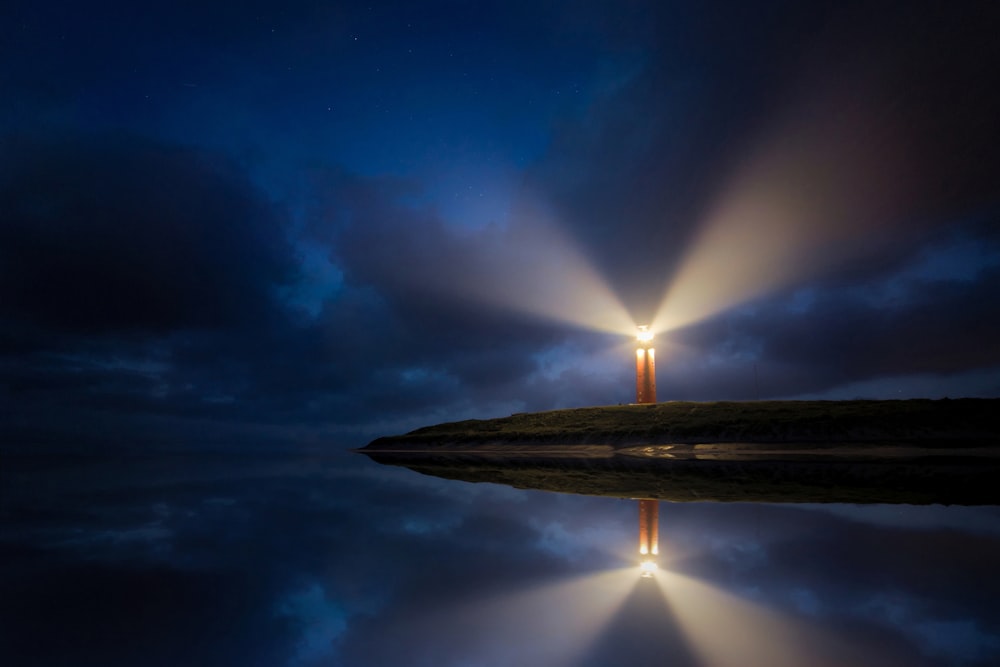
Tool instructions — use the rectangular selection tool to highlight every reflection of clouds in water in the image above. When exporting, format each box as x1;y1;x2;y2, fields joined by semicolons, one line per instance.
400;516;463;536
16;502;177;563
29;493;260;564
2;453;1000;667
787;587;822;616
529;496;633;563
858;594;1000;664
532;517;631;564
634;502;1000;667
277;583;349;666
914;619;1000;664
796;503;1000;536
716;537;768;572
72;525;173;549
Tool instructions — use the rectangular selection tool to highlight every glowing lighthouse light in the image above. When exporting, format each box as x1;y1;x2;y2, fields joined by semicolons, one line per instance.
635;326;656;404
638;498;659;577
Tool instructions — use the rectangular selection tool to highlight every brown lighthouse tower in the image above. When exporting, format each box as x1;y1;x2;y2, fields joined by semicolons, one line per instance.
638;499;659;577
635;325;656;404
638;499;659;557
636;327;659;576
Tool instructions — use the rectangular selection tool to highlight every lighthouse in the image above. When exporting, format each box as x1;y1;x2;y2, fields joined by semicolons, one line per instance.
635;325;656;404
638;499;659;577
636;327;659;576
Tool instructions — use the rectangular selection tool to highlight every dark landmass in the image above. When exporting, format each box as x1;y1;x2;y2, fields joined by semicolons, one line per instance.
361;399;1000;505
364;399;1000;450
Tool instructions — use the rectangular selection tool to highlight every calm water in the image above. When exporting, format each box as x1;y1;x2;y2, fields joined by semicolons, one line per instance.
3;447;999;667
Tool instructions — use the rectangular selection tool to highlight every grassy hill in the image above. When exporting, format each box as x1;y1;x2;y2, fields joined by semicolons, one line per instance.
364;398;1000;451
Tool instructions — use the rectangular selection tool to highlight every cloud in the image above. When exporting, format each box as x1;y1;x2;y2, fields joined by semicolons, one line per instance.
0;133;600;446
658;225;1000;398
0;133;296;334
4;2;1000;448
0;133;346;445
533;0;1000;324
491;1;1000;401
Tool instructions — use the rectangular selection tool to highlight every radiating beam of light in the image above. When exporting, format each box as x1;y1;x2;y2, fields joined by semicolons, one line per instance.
575;574;700;666
378;191;637;337
457;567;638;667
656;570;888;667
463;213;636;336
401;567;639;667
652;84;913;336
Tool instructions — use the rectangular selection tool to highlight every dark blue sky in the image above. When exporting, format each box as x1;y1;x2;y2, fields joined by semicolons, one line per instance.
3;0;1000;447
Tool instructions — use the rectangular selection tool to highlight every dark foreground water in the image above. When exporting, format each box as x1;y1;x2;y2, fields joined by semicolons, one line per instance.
3;447;1000;667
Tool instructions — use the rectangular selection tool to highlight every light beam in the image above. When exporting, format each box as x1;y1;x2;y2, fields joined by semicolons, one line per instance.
410;195;636;336
656;569;887;667
410;567;639;667
652;83;913;337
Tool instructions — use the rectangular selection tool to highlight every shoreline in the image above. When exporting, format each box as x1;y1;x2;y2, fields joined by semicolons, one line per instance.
361;399;1000;504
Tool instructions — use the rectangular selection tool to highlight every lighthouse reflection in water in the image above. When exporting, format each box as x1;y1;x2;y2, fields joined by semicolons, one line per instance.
638;499;659;577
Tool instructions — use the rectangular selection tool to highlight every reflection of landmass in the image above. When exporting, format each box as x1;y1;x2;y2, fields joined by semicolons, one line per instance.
361;399;1000;504
638;499;659;576
638;499;658;557
361;448;1000;504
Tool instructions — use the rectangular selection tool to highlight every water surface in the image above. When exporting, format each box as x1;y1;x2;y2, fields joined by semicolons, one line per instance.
2;447;999;666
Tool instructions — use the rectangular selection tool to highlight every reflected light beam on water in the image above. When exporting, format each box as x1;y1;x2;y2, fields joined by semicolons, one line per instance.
656;569;888;667
421;567;639;667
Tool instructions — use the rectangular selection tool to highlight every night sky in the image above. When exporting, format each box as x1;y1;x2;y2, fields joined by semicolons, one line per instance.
4;3;1000;666
3;0;1000;446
